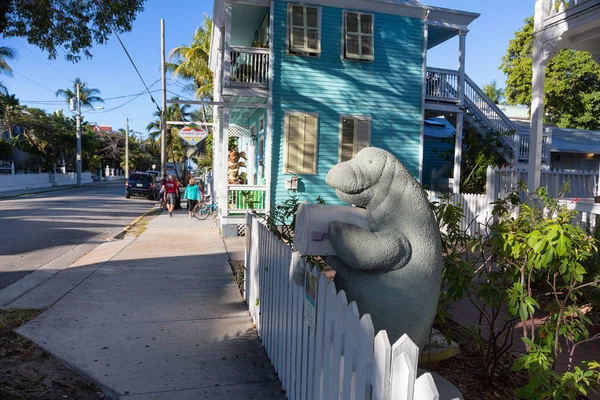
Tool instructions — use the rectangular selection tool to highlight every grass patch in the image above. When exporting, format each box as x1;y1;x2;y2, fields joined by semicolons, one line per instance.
125;209;161;237
229;260;245;294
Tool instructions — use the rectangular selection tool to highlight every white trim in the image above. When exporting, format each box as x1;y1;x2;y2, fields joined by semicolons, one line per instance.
418;11;429;184
343;10;375;61
283;111;320;175
338;114;372;162
265;0;274;213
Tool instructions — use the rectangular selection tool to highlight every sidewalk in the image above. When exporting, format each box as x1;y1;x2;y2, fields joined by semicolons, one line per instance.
0;180;120;199
15;211;284;399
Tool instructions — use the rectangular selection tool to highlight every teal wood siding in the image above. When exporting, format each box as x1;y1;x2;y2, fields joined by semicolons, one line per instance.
271;2;424;207
422;139;452;188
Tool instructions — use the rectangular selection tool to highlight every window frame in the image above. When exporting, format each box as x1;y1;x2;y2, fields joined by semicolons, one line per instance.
338;114;372;162
259;115;265;133
342;10;375;61
287;4;322;57
283;111;319;175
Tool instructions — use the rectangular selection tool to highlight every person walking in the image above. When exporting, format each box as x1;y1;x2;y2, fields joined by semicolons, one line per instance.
184;177;204;218
158;177;167;210
164;175;179;218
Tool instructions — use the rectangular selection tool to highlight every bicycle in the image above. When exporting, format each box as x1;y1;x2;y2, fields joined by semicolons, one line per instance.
193;201;218;220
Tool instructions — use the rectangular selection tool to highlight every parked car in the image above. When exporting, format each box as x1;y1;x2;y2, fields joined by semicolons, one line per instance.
125;172;159;200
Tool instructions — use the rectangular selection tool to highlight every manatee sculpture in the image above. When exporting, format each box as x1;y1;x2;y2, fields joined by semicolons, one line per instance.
325;147;443;347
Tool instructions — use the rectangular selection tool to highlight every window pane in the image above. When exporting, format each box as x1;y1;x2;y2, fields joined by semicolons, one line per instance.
346;34;359;55
341;145;354;162
361;36;373;56
292;6;304;27
356;120;370;151
346;12;359;33
306;29;319;50
342;119;355;145
361;14;373;34
292;27;305;48
306;7;318;28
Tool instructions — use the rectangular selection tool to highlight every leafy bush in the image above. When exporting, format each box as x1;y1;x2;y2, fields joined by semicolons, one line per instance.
433;187;600;397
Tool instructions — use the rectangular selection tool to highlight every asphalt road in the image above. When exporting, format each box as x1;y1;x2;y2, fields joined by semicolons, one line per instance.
0;183;155;290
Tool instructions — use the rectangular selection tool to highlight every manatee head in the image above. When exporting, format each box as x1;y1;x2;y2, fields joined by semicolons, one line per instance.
325;147;389;207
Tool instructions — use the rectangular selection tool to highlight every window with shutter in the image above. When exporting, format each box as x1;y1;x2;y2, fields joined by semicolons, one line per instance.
289;5;320;56
344;11;374;61
284;113;318;174
339;116;371;162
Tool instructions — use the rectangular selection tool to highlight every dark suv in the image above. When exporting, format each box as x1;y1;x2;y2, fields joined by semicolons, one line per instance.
125;172;159;200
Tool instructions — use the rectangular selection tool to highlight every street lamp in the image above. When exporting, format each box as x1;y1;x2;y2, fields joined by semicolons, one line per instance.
72;82;104;187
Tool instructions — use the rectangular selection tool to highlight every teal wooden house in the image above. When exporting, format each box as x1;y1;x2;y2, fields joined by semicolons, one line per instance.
209;0;493;236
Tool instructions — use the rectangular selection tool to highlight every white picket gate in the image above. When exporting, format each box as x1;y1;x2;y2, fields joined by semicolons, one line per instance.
244;214;443;400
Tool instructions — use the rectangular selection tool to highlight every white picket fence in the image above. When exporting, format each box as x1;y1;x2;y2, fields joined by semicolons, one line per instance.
244;214;444;400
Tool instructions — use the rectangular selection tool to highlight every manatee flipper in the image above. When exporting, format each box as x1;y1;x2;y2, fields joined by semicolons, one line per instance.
329;221;412;271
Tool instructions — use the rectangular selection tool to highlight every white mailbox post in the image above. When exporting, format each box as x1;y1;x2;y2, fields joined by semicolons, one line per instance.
293;202;370;256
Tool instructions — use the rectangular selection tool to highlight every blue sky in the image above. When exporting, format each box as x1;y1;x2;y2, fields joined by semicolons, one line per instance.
1;0;534;136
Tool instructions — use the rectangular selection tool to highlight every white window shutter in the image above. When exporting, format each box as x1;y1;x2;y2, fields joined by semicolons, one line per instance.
285;114;318;174
303;115;318;173
285;114;301;173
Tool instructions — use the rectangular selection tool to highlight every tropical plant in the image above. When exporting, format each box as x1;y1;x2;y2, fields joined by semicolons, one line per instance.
0;0;145;62
167;15;213;100
0;46;16;76
0;87;23;139
501;17;600;130
482;79;504;104
146;99;191;181
433;186;600;396
55;77;104;109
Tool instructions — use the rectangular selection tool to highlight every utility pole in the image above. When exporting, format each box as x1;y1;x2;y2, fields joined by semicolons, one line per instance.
76;83;82;187
160;19;167;178
125;117;129;178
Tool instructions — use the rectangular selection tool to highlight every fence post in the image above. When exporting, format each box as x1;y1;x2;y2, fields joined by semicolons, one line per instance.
486;166;495;206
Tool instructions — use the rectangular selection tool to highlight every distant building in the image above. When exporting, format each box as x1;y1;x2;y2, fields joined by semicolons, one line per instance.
92;125;113;133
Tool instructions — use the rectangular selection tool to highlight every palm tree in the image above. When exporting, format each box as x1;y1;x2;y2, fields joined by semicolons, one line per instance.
146;99;191;181
0;86;23;139
482;80;504;104
0;47;17;76
167;15;213;100
55;77;104;109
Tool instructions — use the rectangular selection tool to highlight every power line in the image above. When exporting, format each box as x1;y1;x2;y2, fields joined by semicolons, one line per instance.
110;25;161;113
17;41;74;84
12;71;56;93
20;81;162;104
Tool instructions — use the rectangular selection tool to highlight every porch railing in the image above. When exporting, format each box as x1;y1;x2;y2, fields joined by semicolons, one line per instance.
425;67;459;102
229;46;269;86
227;184;267;214
548;0;591;18
517;133;551;164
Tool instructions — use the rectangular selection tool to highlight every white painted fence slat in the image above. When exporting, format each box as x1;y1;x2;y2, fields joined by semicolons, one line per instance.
372;331;392;400
414;373;440;400
329;290;348;400
341;302;359;400
355;314;375;400
312;273;329;400
321;283;338;400
391;352;415;400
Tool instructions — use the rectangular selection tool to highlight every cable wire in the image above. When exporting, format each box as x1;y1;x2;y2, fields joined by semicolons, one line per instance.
110;25;161;113
17;41;74;84
12;71;56;93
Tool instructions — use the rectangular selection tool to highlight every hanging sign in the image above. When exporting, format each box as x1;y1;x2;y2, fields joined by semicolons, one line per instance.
178;123;209;146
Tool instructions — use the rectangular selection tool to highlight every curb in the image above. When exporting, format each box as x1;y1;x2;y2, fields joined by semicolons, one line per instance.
112;205;162;240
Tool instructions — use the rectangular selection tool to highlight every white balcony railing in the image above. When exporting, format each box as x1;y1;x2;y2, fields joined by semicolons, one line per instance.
548;0;592;18
425;67;459;102
517;133;551;164
229;46;269;87
226;184;267;215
